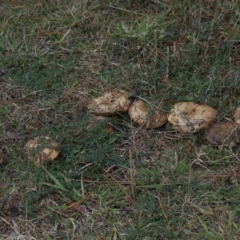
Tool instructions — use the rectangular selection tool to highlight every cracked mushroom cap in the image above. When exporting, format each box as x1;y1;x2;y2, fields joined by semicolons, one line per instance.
205;120;240;148
168;102;217;133
233;107;240;125
24;136;60;166
87;91;133;116
128;100;167;129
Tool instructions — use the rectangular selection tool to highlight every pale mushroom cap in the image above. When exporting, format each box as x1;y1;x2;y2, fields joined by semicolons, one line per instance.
205;120;239;147
168;102;217;133
233;108;240;125
128;100;149;126
24;138;39;152
87;91;132;116
34;148;60;167
128;100;167;129
24;136;60;166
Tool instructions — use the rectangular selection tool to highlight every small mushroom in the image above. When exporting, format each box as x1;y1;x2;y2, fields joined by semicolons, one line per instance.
24;136;60;166
128;100;167;129
205;120;240;148
168;102;217;133
233;107;240;125
87;91;132;116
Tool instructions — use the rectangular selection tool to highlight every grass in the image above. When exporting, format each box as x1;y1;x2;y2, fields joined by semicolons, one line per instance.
1;0;240;239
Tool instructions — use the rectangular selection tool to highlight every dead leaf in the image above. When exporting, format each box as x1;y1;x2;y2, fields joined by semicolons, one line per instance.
104;123;115;134
73;205;89;215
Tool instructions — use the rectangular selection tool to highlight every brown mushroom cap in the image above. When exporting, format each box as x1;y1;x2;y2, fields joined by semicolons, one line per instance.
205;120;240;147
87;91;132;116
233;108;240;125
24;136;60;166
167;102;217;133
128;100;167;129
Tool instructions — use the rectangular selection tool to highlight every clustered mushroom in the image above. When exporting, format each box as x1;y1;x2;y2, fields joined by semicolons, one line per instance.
22;90;240;167
87;90;240;148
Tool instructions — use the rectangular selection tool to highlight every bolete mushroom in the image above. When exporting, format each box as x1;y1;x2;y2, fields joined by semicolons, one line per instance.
167;102;217;133
24;136;60;166
205;120;240;148
128;100;167;129
87;91;132;116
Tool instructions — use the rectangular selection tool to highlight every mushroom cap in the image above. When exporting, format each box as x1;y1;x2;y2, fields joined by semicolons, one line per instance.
233;107;240;125
167;102;217;133
34;148;59;167
24;136;60;166
87;91;132;116
205;120;239;147
128;100;167;129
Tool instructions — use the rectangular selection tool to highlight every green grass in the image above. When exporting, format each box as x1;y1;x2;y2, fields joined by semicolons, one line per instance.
1;0;240;239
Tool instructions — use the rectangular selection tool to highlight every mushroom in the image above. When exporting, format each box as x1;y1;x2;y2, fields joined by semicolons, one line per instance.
24;136;60;166
87;91;132;116
205;120;240;148
168;102;217;133
233;107;240;125
128;100;167;129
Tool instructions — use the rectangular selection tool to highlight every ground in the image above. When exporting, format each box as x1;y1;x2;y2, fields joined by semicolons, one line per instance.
1;0;240;239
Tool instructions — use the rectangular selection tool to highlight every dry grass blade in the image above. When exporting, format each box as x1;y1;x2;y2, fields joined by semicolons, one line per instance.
104;171;135;205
